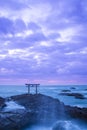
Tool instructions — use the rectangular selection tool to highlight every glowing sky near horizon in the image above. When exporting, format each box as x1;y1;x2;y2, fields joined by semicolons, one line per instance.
0;0;87;84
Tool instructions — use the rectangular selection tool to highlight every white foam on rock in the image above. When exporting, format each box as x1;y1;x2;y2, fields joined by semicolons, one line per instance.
3;101;25;111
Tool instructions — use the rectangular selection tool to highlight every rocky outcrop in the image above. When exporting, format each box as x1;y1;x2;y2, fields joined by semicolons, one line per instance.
61;90;71;92
0;94;87;130
0;97;6;109
70;87;76;89
11;94;66;123
59;92;86;99
0;94;66;130
65;105;87;120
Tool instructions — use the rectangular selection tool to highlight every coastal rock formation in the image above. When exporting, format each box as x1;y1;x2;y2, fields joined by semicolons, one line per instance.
59;92;86;99
11;94;66;123
0;94;87;130
70;87;76;89
61;90;71;92
0;109;28;130
0;97;5;109
0;94;66;130
65;105;87;120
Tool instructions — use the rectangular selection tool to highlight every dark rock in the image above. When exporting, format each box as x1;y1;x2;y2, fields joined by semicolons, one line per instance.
59;92;86;99
0;94;67;129
65;105;87;121
0;97;6;109
11;94;66;123
61;90;71;92
71;87;76;89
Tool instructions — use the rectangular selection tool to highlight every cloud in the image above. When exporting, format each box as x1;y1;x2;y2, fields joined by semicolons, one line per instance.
0;0;87;84
0;0;28;10
0;17;27;35
28;22;41;32
0;17;14;34
14;19;26;33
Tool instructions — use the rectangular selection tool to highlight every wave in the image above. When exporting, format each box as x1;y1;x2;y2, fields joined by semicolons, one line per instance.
52;120;80;130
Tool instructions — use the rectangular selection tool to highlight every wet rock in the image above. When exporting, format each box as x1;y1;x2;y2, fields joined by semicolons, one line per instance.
59;92;86;99
70;87;76;89
61;90;71;92
0;94;67;129
11;94;66;123
0;110;26;130
65;106;87;120
0;97;6;109
0;109;36;130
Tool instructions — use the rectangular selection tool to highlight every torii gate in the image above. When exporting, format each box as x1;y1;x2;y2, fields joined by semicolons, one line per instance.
25;84;40;94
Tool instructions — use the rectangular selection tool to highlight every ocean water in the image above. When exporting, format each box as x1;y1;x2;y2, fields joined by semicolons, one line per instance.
0;85;87;130
0;85;87;107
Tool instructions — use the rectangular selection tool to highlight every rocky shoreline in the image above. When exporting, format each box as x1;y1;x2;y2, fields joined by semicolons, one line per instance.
0;94;87;130
59;92;86;99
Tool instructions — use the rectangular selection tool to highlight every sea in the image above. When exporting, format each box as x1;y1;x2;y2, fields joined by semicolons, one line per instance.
0;85;87;130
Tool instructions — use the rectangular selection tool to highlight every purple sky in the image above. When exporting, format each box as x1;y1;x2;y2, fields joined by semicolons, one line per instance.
0;0;87;85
